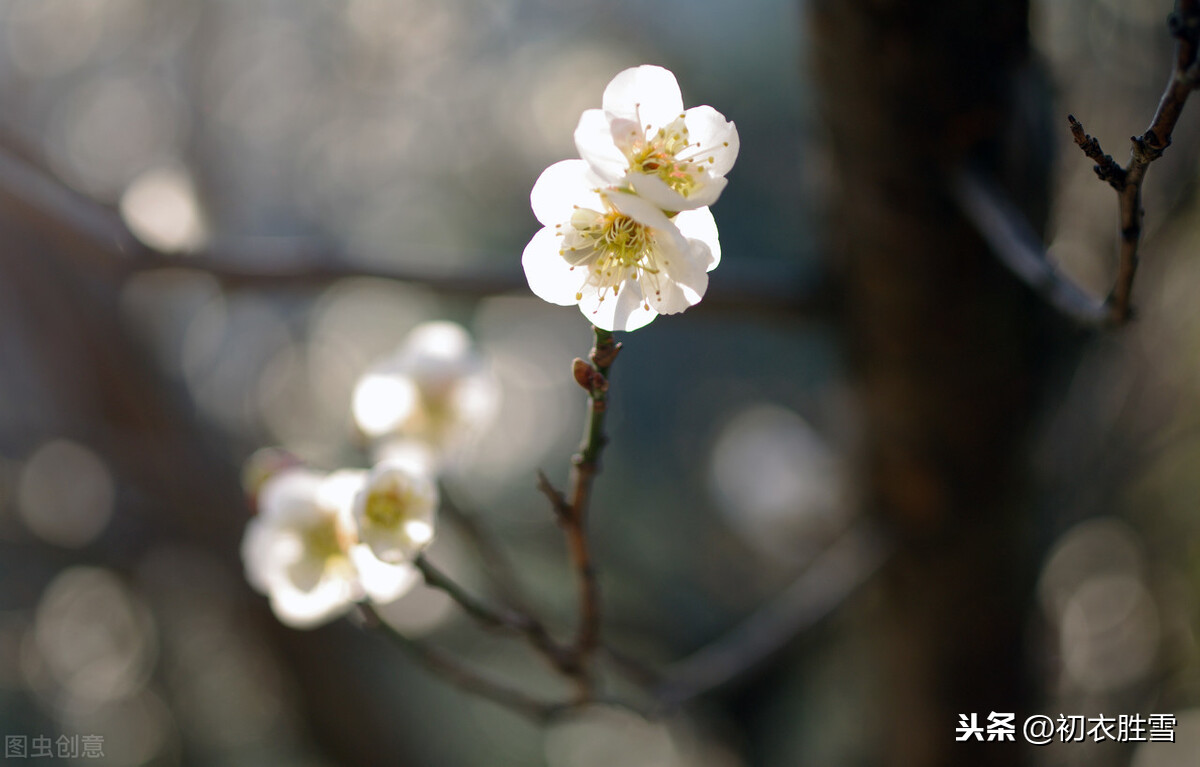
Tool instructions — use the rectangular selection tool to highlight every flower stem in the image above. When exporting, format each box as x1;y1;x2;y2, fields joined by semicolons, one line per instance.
563;327;619;686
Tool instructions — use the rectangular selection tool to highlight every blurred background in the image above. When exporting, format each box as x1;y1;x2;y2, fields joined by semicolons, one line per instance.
0;0;1197;765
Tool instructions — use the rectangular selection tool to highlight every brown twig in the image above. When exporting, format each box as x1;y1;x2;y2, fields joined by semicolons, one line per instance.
1067;116;1126;190
966;4;1200;327
437;484;530;611
545;328;621;692
414;554;524;630
360;600;555;721
413;554;578;674
1068;0;1200;325
536;471;573;523
357;602;650;723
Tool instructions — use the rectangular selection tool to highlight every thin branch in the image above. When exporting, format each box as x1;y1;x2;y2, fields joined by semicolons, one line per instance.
965;4;1200;327
431;484;664;694
536;471;573;523
558;328;620;689
1067;116;1126;189
1068;0;1200;324
414;555;577;674
951;169;1110;326
357;603;639;723
652;519;891;710
414;554;523;630
437;484;530;611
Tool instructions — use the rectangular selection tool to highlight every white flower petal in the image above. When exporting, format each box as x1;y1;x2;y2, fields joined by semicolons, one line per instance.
603;189;674;231
626;172;726;212
624;173;689;212
352;372;419;439
643;239;709;314
359;516;422;563
269;577;356;629
523;227;586;306
370;438;438;475
602;65;684;130
574;110;627;183
318;469;367;519
241;518;286;594
682;105;740;176
258;469;326;525
286;552;329;593
353;461;438;564
642;276;695;315
351;546;420;604
677;239;713;302
674;207;722;271
530;160;604;227
683;175;727;210
578;282;658;332
607;116;645;157
352;320;497;469
243;464;369;629
401;321;472;363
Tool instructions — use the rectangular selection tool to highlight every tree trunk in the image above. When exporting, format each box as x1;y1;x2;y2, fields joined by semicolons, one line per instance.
810;1;1070;764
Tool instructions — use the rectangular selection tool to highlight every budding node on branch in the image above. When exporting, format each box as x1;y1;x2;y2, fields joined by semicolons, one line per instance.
590;340;622;369
572;358;608;394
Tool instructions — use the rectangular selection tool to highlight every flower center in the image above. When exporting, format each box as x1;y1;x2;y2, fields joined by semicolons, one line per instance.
629;120;701;197
594;210;652;268
364;486;413;530
562;206;661;302
303;517;346;562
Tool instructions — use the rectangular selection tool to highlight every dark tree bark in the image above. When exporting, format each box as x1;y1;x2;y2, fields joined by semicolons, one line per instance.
810;1;1073;764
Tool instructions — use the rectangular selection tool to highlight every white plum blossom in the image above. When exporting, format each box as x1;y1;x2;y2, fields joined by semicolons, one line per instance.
523;65;733;331
574;65;739;213
353;461;438;565
351;321;498;468
241;467;420;629
241;468;360;628
522;159;721;332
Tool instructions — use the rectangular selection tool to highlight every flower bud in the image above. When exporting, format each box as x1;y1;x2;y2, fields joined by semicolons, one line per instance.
572;358;608;393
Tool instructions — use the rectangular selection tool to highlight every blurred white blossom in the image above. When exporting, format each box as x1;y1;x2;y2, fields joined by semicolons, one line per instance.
574;65;739;213
351;321;497;467
240;467;420;628
353;461;437;565
522;159;720;331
